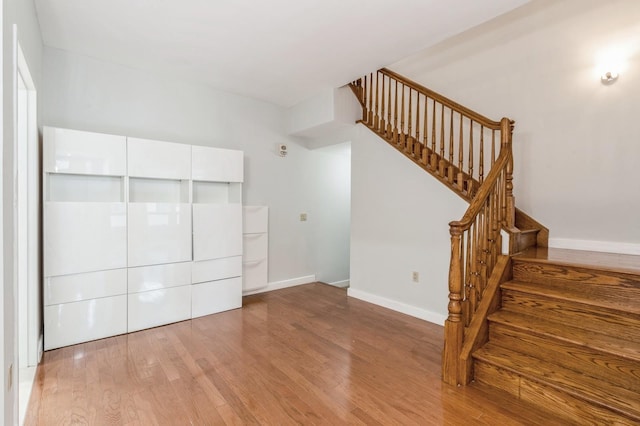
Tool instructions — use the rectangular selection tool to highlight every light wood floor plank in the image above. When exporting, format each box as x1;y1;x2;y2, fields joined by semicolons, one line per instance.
26;283;558;425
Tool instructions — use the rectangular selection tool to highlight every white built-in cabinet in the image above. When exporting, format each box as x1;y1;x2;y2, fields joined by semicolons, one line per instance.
43;127;244;350
243;206;269;291
191;145;243;318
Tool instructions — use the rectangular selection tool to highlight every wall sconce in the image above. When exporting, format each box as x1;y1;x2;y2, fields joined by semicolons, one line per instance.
601;71;619;85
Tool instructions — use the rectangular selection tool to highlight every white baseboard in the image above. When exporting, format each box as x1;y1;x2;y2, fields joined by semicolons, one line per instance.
548;238;640;256
347;288;446;326
328;279;350;288
243;274;316;296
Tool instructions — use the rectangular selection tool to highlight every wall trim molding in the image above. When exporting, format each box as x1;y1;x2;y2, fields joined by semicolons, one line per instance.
242;275;316;296
347;288;446;326
328;279;350;288
548;238;640;256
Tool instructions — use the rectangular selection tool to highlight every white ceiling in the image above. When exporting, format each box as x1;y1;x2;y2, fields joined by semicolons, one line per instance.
34;0;530;107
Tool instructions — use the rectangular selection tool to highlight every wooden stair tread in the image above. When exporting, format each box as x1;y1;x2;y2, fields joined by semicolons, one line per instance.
515;247;640;276
488;310;640;362
473;344;640;421
501;280;640;315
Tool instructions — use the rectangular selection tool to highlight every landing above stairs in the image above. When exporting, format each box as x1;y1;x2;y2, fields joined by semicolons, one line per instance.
513;246;640;275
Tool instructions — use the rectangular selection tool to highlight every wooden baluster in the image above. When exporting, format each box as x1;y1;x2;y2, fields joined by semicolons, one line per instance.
491;180;500;268
386;75;393;139
501;117;515;230
380;75;386;136
443;223;464;385
467;120;474;196
431;99;438;170
399;84;406;148
368;73;373;124
491;129;496;166
479;203;488;297
393;80;399;144
457;114;464;191
465;225;474;325
479;126;485;184
361;75;368;121
422;96;429;165
406;88;413;154
438;105;446;176
374;72;380;131
448;109;454;183
414;93;421;158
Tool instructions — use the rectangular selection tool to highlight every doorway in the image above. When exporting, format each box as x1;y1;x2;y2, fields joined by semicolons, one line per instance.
16;43;40;424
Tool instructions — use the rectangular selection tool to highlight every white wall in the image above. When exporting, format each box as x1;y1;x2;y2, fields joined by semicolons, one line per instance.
42;46;350;287
2;0;43;423
349;125;468;324
309;142;351;286
392;0;640;252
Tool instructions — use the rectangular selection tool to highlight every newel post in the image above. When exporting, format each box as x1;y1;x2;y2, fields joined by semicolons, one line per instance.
443;223;464;385
501;117;515;229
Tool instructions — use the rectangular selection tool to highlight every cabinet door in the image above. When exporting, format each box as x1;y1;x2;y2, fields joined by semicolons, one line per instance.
192;146;243;183
44;202;127;277
43;127;126;176
127;137;191;180
128;285;191;333
192;256;242;284
128;203;192;267
243;233;267;262
193;204;242;261
243;259;268;291
45;268;127;306
243;206;268;234
44;295;127;350
128;262;192;293
192;277;242;318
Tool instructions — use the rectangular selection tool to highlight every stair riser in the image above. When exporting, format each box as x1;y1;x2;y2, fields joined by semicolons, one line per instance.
475;361;637;425
501;289;640;342
513;260;640;289
488;323;640;392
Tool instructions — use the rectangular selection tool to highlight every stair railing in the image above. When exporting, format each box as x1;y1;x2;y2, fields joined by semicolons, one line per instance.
351;68;508;200
351;68;516;386
443;117;514;385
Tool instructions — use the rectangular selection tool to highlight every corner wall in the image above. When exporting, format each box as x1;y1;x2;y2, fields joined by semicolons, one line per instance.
391;0;640;253
349;125;468;324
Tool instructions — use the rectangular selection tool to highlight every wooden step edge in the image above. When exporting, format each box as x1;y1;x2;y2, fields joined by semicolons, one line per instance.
513;247;640;277
487;310;640;363
500;280;640;316
473;345;640;422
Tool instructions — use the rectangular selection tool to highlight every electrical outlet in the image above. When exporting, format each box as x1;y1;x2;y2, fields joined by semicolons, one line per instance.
412;271;419;283
300;213;307;221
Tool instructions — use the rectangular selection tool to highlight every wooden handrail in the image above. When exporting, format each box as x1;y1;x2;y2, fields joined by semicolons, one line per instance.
380;68;501;129
450;148;509;230
351;69;508;199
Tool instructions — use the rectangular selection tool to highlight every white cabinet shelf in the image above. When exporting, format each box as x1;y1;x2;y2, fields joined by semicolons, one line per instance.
127;137;191;180
44;128;245;350
192;145;243;183
242;206;268;291
43;127;126;176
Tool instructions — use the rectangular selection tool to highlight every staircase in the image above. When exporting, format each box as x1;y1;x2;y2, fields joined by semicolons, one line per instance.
474;247;640;424
349;68;640;424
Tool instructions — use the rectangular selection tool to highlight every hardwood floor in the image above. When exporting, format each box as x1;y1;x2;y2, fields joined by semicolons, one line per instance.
26;283;556;425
